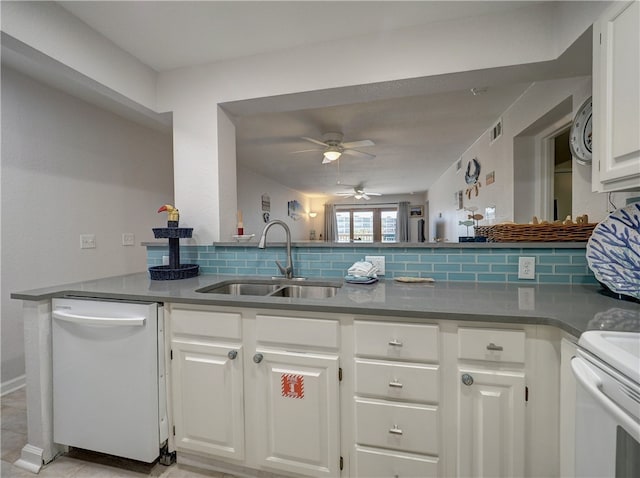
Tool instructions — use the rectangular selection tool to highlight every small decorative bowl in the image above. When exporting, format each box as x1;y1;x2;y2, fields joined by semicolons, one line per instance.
233;234;255;242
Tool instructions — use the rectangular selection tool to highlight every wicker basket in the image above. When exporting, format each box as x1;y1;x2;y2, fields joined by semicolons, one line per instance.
474;223;597;242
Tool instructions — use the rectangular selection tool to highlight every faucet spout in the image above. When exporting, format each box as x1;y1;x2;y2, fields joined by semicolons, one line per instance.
258;220;294;279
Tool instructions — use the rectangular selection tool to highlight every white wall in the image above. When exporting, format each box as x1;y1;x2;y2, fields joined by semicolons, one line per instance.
1;67;174;386
1;1;157;110
237;167;314;242
2;1;612;243
428;76;634;242
155;2;609;243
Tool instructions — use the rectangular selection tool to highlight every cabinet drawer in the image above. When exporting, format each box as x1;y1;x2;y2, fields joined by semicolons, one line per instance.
256;315;339;348
170;306;241;339
458;327;525;363
355;359;439;403
355;398;438;455
355;446;439;478
354;321;439;362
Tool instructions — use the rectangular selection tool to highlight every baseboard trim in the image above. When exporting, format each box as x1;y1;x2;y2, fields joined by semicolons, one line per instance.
1;374;26;396
14;444;44;473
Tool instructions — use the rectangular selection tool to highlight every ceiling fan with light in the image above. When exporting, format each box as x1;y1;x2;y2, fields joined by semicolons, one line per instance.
292;132;375;163
336;184;382;200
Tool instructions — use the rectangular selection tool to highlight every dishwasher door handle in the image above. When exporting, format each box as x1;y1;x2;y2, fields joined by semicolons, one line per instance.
53;310;146;326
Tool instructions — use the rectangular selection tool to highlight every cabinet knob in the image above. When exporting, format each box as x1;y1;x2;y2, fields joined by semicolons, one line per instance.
388;425;403;435
486;342;504;351
461;373;474;386
227;350;238;360
253;353;264;364
388;339;403;347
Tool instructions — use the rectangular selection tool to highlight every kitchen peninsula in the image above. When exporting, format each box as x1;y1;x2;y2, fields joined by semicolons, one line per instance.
12;267;639;477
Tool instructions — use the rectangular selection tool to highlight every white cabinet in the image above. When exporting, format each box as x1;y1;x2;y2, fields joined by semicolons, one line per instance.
457;368;525;478
592;0;640;192
353;320;440;477
166;305;556;478
168;306;341;477
251;313;341;477
169;306;244;460
252;349;340;477
559;336;578;478
171;339;244;460
456;327;526;478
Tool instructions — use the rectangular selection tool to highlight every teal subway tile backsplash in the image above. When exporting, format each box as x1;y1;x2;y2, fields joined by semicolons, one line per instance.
478;255;507;263
540;255;571;264
146;244;594;285
462;264;490;272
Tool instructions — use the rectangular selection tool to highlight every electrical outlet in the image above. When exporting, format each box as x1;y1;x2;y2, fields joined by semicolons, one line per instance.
518;256;535;279
80;234;96;249
122;233;135;246
518;287;535;310
365;255;386;275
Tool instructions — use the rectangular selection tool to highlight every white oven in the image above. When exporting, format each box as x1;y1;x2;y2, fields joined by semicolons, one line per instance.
571;331;640;478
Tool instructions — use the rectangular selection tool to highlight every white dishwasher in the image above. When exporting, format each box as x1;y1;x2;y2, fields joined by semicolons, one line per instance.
52;298;169;463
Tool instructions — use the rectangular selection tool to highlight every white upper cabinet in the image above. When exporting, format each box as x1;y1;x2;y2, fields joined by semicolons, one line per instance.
592;0;640;192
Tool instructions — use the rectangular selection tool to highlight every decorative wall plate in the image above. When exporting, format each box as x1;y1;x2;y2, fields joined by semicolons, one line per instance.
586;202;640;300
569;97;592;164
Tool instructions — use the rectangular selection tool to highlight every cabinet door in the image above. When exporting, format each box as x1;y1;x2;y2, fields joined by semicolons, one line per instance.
593;0;640;191
457;368;525;478
171;339;244;460
253;349;340;477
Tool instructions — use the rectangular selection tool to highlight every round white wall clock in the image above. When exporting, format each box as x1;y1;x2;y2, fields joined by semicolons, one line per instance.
569;97;592;164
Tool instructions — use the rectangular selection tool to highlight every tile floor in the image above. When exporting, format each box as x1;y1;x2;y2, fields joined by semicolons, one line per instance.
1;388;232;477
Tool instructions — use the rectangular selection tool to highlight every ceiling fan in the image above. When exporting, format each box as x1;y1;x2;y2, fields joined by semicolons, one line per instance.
336;184;382;200
293;132;375;163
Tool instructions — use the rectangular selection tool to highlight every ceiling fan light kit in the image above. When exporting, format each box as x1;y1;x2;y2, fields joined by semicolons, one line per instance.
323;147;342;162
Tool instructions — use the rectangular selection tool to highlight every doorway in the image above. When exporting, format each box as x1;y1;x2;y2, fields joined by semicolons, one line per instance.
513;96;573;223
552;128;573;220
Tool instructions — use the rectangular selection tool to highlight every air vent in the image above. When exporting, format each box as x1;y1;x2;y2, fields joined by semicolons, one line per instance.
490;118;503;144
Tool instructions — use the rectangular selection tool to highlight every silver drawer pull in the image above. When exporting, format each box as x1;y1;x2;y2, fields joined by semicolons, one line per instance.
389;381;404;388
389;425;403;435
388;339;403;347
486;342;503;351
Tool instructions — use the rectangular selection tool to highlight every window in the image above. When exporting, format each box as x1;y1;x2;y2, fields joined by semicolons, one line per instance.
335;207;397;242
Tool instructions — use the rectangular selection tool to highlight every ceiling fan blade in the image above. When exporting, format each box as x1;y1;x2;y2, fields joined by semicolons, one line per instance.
343;149;376;159
301;136;328;147
367;192;382;196
290;148;324;154
336;192;354;197
341;139;374;149
362;193;370;200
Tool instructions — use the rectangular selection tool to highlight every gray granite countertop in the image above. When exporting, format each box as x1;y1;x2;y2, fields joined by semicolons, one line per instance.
12;272;639;337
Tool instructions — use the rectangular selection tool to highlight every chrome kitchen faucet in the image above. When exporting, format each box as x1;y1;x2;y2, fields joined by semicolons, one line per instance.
258;219;294;279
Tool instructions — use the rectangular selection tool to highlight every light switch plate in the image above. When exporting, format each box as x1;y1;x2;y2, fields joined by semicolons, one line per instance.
80;234;96;249
122;233;135;246
518;256;535;279
365;255;386;275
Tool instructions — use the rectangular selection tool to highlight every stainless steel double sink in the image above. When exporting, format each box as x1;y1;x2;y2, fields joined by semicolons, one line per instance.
196;278;342;299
